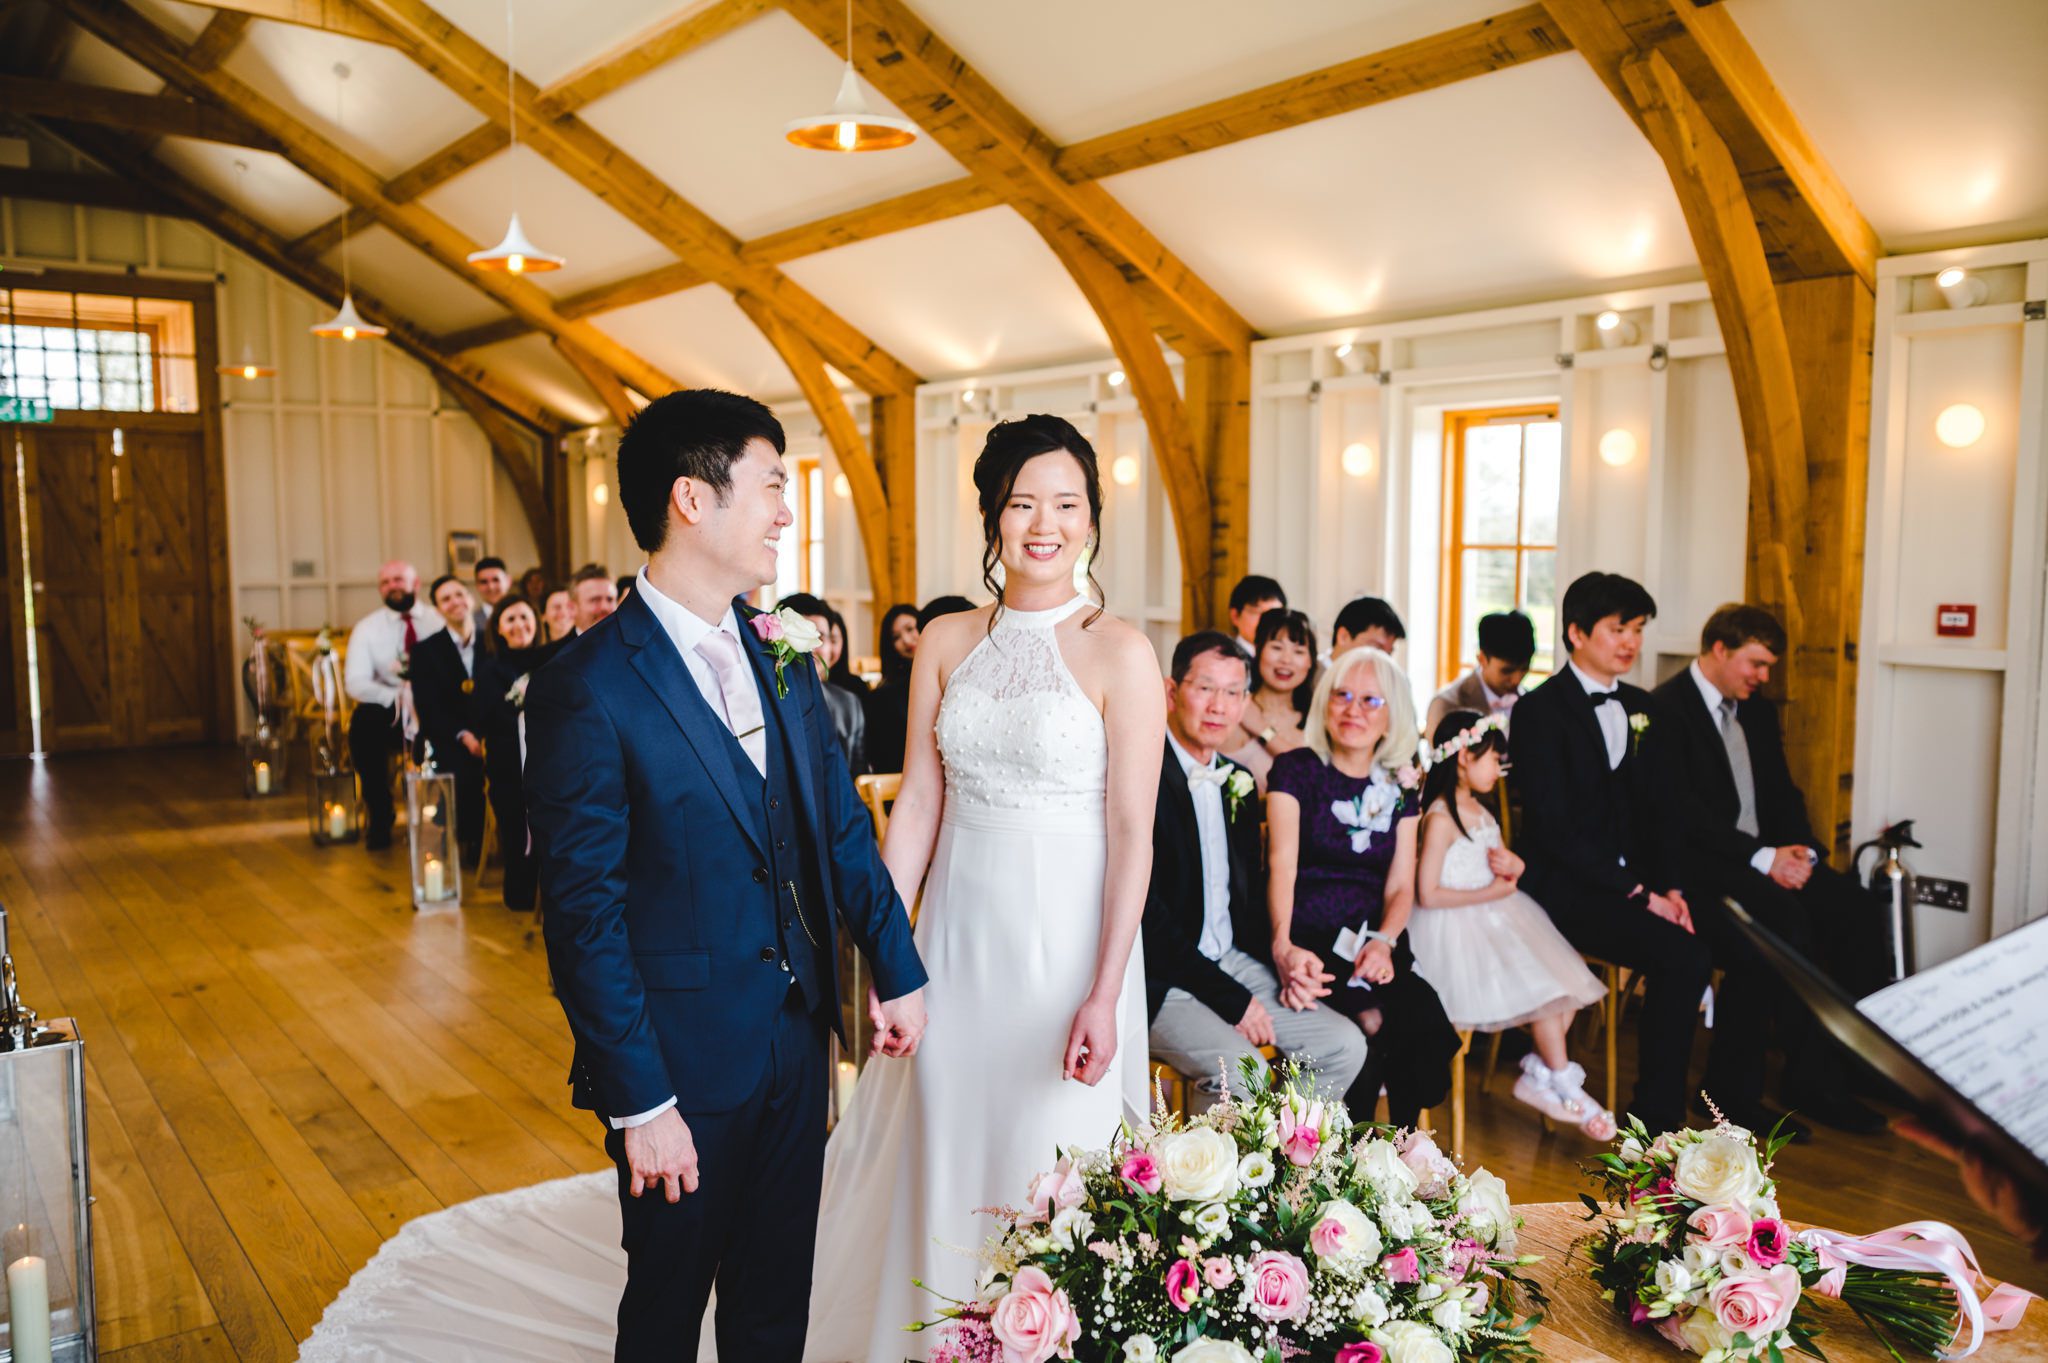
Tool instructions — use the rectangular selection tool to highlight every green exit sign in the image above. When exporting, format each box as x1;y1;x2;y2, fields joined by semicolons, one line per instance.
0;397;54;424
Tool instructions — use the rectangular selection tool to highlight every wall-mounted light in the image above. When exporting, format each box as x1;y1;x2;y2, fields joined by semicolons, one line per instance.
1598;428;1638;466
1935;403;1985;448
960;387;977;408
1595;310;1639;348
1111;454;1140;486
832;472;851;498
1935;267;1987;309
1334;339;1369;375
591;482;610;506
1107;369;1126;388
1341;441;1375;477
1334;342;1353;359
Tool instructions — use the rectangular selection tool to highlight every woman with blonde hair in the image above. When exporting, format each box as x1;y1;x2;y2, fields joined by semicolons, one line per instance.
1265;646;1460;1128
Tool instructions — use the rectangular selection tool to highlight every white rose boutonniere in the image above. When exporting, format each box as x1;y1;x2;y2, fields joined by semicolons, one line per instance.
1628;710;1650;755
749;606;823;699
1224;767;1254;821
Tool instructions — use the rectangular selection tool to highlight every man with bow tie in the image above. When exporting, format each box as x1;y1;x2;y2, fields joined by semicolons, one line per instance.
1143;631;1366;1112
1511;572;1712;1135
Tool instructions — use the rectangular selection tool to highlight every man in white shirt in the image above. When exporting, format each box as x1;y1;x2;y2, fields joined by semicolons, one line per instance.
1143;630;1366;1111
345;560;444;849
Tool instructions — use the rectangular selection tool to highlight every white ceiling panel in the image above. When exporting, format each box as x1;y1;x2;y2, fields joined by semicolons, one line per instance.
59;29;167;94
781;206;1109;380
424;0;714;91
127;0;215;45
319;226;506;334
417;144;678;296
593;284;799;399
471;334;608;426
223;19;482;180
1100;58;1696;332
152;138;348;240
909;0;1520;146
1726;0;2048;250
577;9;967;241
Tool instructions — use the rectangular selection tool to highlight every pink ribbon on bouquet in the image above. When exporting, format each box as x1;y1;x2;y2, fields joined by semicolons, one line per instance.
1796;1220;2034;1358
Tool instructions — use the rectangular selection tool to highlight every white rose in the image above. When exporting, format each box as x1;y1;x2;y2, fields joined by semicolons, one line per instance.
1239;1151;1276;1188
1372;1319;1456;1363
1124;1335;1159;1363
1158;1128;1242;1203
1049;1206;1096;1251
1311;1198;1384;1268
1678;1307;1733;1357
1681;1242;1719;1280
1458;1168;1517;1254
1673;1134;1764;1207
773;607;824;652
1355;1139;1420;1199
1353;1283;1391;1326
1655;1259;1695;1301
1171;1341;1257;1363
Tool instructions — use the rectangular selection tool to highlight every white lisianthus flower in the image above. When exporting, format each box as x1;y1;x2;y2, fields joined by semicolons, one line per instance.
1378;1198;1427;1241
1655;1259;1695;1301
1681;1242;1719;1281
1239;1151;1276;1188
1355;1139;1420;1199
1353;1284;1391;1326
1124;1335;1159;1363
1673;1134;1765;1207
1431;1292;1474;1335
1049;1206;1096;1251
1171;1340;1257;1363
1620;1135;1646;1163
1373;1319;1456;1363
1192;1203;1230;1238
1157;1128;1241;1202
1718;1248;1756;1278
1458;1168;1517;1253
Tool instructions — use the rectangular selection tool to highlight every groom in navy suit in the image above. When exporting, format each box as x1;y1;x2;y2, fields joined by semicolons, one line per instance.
526;390;928;1363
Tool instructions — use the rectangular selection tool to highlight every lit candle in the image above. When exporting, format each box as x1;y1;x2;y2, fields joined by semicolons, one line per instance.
420;803;439;822
835;1059;858;1119
423;856;445;902
326;802;348;841
253;761;271;795
7;1253;51;1363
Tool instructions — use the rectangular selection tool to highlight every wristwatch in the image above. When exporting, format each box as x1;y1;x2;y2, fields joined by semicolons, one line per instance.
1360;929;1396;948
1256;725;1277;749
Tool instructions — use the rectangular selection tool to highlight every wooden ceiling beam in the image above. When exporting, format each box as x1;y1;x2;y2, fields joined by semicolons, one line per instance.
533;0;770;115
0;74;275;148
57;0;683;401
21;4;79;76
551;336;639;429
160;0;396;44
0;165;187;217
183;9;250;71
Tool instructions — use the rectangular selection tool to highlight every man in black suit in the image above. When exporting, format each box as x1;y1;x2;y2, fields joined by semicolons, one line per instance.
1512;572;1712;1134
410;573;487;864
1144;631;1366;1110
1650;604;1884;1132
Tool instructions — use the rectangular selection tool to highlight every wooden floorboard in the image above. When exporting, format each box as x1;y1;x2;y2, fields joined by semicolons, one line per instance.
0;746;2036;1363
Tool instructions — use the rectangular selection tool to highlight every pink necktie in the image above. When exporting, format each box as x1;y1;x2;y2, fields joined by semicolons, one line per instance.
696;630;767;776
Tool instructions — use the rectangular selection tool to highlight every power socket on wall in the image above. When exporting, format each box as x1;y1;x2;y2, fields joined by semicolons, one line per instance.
1914;877;1969;913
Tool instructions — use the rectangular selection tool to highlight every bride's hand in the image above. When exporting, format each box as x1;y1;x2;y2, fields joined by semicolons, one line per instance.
1063;995;1119;1086
870;985;927;1058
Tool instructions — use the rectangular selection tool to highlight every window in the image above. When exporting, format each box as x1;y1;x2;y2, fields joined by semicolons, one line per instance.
777;456;826;599
1441;405;1561;683
0;288;199;414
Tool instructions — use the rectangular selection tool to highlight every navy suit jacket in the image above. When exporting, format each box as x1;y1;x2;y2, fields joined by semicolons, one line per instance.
525;588;926;1120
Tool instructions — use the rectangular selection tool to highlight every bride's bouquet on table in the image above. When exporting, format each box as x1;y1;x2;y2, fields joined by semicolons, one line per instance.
1578;1102;2033;1363
915;1060;1546;1363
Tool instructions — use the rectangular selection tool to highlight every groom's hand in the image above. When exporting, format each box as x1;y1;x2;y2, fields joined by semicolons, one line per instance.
870;985;927;1058
624;1108;699;1203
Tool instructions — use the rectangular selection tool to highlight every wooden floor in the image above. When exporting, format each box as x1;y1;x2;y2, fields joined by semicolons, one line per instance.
0;748;2037;1363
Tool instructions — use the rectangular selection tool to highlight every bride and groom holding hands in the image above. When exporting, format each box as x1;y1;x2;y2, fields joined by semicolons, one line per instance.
524;389;1172;1362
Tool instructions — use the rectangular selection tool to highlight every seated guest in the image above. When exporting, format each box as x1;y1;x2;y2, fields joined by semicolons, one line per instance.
1650;603;1884;1132
568;563;617;637
1227;574;1287;655
1145;631;1367;1111
1512;571;1712;1135
862;603;920;775
820;602;862;695
1331;595;1406;658
344;559;443;850
1225;608;1319;791
409;574;487;863
517;565;550;604
1266;647;1460;1129
1428;609;1535;733
1409;710;1612;1138
541;587;575;644
779;591;866;773
473;556;510;626
472;594;543;910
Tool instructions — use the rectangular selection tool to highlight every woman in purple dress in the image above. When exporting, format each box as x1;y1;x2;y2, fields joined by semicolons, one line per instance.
1266;646;1460;1129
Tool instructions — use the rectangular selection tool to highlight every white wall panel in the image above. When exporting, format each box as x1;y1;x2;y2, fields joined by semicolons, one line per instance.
1655;354;1745;652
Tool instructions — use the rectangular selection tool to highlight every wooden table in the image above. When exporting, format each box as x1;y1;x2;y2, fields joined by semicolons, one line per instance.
1514;1203;2045;1363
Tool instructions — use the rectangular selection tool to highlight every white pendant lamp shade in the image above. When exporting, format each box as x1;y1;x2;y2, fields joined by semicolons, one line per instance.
467;212;564;273
787;62;917;152
310;292;386;341
216;354;277;379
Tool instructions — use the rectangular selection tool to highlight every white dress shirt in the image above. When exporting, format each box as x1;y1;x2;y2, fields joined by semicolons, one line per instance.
1167;732;1236;962
1567;659;1628;770
1688;662;1780;875
343;602;444;708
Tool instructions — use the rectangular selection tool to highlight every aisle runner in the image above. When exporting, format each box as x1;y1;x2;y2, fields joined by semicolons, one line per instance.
298;1171;623;1362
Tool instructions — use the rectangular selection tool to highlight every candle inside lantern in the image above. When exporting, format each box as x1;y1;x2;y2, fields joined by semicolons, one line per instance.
253;761;271;795
6;1251;51;1363
423;856;445;901
835;1059;858;1119
420;802;439;822
326;802;348;841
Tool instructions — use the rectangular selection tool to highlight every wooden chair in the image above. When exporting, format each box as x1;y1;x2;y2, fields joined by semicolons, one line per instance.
1579;955;1637;1116
855;772;900;844
1446;1030;1476;1158
476;745;499;886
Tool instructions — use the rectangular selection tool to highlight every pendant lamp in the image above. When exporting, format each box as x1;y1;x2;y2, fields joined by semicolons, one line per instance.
217;161;278;376
786;0;916;152
468;0;563;273
311;65;387;340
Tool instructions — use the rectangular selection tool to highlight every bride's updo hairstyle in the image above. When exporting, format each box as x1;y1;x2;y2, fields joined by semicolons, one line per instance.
972;414;1105;625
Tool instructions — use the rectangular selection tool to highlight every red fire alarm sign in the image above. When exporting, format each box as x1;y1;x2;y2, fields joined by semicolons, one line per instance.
1936;604;1977;638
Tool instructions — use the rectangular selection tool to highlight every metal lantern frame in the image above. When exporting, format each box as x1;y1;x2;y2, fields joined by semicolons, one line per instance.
406;767;461;911
306;766;360;847
243;723;285;799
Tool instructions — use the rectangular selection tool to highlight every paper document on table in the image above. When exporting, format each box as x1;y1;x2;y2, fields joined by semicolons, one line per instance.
1857;915;2048;1163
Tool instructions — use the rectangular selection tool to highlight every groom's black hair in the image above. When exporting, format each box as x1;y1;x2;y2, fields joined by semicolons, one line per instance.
617;389;786;553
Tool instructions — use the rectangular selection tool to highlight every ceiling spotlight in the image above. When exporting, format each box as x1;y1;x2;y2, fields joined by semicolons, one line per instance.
1935;403;1985;448
1599;428;1638;466
1111;455;1140;486
786;0;917;152
1935;267;1987;309
1341;442;1374;478
1595;309;1638;348
1107;369;1126;388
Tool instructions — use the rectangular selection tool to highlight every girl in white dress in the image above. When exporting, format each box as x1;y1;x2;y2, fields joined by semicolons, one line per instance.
799;415;1166;1362
1406;709;1616;1139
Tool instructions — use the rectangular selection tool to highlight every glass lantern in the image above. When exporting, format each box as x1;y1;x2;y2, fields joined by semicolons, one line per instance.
306;767;359;847
243;723;285;799
406;767;461;911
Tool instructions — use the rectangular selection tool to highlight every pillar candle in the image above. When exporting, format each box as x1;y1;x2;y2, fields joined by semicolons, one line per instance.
327;803;348;841
423;856;445;901
253;761;271;795
6;1253;51;1363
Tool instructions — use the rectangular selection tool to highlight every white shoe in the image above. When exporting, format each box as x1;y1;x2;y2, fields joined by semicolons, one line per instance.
1511;1055;1580;1126
1548;1061;1618;1141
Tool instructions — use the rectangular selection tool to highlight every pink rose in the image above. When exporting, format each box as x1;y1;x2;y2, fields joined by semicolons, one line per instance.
1278;1100;1325;1167
1381;1246;1421;1284
1026;1157;1086;1221
1336;1345;1385;1363
1399;1131;1455;1195
1686;1202;1752;1250
1245;1249;1310;1323
989;1266;1081;1363
750;612;784;642
1203;1256;1236;1289
1747;1217;1789;1266
1165;1258;1202;1313
1311;1213;1353;1261
1710;1264;1800;1338
1119;1152;1163;1196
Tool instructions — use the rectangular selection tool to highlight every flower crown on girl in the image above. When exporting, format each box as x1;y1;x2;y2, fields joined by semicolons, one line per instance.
1420;712;1506;771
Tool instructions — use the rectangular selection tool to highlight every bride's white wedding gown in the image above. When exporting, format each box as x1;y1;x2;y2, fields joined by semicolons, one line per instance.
801;593;1148;1363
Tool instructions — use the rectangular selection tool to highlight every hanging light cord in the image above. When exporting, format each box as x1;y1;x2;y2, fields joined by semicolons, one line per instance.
333;65;353;297
505;0;518;152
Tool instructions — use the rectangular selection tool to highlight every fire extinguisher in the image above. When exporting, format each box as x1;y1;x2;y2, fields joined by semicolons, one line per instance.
1853;819;1921;982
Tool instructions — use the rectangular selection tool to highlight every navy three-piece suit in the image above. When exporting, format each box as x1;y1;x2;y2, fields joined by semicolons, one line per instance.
525;587;926;1362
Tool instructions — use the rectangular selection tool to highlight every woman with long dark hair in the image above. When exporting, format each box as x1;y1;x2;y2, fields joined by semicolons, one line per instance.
1225;606;1319;791
470;593;544;911
861;602;921;773
804;413;1165;1362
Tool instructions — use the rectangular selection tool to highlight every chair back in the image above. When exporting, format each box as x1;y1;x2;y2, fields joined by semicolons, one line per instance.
854;772;901;844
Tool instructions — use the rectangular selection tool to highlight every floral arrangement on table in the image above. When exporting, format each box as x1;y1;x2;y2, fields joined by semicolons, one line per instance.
917;1059;1545;1363
1579;1106;2031;1363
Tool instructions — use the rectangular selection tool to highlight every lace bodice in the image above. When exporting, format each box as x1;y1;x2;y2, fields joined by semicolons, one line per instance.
1436;807;1504;892
935;596;1106;813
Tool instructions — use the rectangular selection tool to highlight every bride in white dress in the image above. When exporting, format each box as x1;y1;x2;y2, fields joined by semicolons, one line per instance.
801;414;1166;1362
